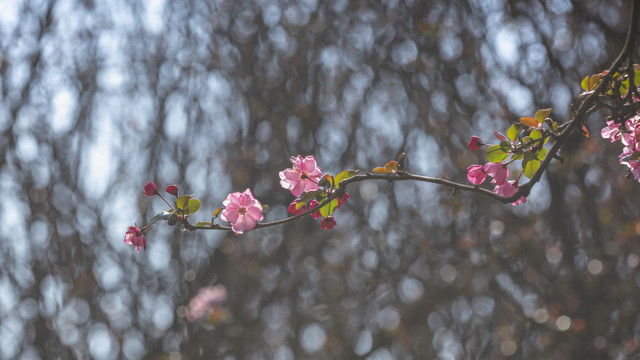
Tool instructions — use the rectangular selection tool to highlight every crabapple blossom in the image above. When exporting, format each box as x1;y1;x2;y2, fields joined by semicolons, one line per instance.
601;120;621;142
467;165;487;185
493;180;526;206
124;225;147;253
166;184;179;196
336;192;350;209
144;181;159;196
320;216;337;230
279;155;323;197
186;285;228;323
220;189;264;234
468;136;484;150
484;162;508;185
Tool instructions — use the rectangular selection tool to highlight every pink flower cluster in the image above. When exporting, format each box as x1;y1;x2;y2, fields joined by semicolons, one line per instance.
466;137;526;206
281;155;348;229
601;115;640;180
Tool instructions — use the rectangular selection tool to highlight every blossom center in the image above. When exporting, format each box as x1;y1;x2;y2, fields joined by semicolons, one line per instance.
300;171;309;180
239;207;247;215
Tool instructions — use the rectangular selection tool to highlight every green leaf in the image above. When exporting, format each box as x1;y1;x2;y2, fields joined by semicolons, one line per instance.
634;69;640;86
318;174;334;188
262;204;269;212
186;199;200;215
334;170;359;187
196;221;212;227
299;190;321;204
535;108;552;124
535;147;547;161
581;76;590;91
530;129;542;141
507;124;522;141
212;207;223;218
319;199;339;218
373;167;393;174
552;121;559;132
522;153;540;178
167;216;178;226
487;144;508;163
589;74;601;90
176;195;194;211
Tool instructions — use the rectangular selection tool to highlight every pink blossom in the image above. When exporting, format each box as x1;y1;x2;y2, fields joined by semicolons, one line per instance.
220;189;264;234
186;285;228;323
320;216;337;230
493;180;526;206
336;192;350;209
166;184;179;196
484;162;509;185
468;136;483;150
144;181;159;196
466;165;487;185
279;155;323;197
601;120;621;142
288;199;307;215
124;225;147;253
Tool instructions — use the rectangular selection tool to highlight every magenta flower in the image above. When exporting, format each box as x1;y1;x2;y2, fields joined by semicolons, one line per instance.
288;199;307;216
220;189;264;234
484;162;508;185
309;200;322;220
493;180;526;206
144;181;159;196
336;192;350;209
279;155;323;197
320;216;337;230
467;165;487;185
124;225;147;253
186;285;228;323
468;136;484;150
166;184;179;197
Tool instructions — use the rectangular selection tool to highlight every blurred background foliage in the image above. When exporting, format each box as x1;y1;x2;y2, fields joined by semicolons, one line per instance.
0;0;639;358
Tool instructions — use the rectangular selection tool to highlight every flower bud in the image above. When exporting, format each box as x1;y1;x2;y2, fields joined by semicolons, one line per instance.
144;181;159;196
166;184;179;197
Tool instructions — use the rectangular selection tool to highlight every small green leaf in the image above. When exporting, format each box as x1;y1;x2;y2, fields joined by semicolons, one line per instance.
212;207;223;218
176;194;194;211
167;216;178;226
522;153;540;178
552;121;559;132
373;167;393;174
589;74;601;90
262;204;269;212
319;199;339;218
487;144;508;163
581;76;590;91
196;221;212;227
507;124;523;141
530;129;542;141
318;174;334;188
535;147;547;161
334;170;359;187
186;199;200;215
299;190;321;204
384;161;398;171
535;108;552;124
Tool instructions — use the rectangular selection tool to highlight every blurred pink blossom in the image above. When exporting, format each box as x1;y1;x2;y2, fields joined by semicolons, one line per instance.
124;225;146;253
186;285;228;323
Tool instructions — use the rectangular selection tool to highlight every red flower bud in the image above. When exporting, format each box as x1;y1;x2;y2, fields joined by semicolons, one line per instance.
144;181;159;196
467;136;483;151
166;185;179;196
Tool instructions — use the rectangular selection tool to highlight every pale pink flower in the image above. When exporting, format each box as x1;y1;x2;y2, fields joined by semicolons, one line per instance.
493;180;526;206
220;189;264;234
601;120;621;142
466;165;487;185
468;136;484;150
279;155;322;197
186;285;228;323
484;162;509;185
124;225;147;253
320;216;337;230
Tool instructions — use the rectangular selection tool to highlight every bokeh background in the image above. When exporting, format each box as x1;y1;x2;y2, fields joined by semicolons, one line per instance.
1;0;639;358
